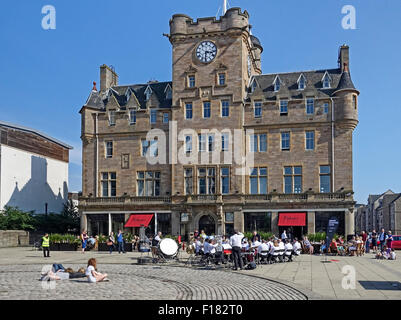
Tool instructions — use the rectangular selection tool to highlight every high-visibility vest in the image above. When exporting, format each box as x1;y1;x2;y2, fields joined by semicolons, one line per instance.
42;236;50;247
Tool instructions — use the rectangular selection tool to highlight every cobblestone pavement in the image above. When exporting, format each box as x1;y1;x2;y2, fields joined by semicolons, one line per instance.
0;264;307;300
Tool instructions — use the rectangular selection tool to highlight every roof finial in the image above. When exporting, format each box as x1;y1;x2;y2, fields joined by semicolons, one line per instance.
343;63;349;72
223;0;227;15
92;81;97;91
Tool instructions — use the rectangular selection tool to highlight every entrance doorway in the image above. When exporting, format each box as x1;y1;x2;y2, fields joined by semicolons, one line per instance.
198;215;216;236
279;226;305;240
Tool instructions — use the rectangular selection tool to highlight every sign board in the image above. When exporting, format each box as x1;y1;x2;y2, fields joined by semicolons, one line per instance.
181;213;189;222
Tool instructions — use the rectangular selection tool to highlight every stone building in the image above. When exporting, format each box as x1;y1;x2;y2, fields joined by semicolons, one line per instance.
79;8;359;239
0;121;72;213
355;190;401;234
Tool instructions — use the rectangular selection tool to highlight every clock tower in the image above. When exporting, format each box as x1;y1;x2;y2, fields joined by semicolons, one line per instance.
167;7;263;198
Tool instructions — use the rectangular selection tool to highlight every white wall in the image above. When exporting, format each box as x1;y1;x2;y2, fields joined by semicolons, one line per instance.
0;144;69;213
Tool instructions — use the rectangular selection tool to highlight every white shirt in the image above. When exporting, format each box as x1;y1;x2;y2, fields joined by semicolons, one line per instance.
258;243;269;253
85;266;96;283
203;242;215;254
278;242;285;250
281;232;287;239
229;233;244;247
293;242;301;251
155;235;161;243
242;243;249;250
285;243;293;251
252;241;261;248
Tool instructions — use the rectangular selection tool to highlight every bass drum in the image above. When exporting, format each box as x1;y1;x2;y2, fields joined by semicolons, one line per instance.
159;238;179;258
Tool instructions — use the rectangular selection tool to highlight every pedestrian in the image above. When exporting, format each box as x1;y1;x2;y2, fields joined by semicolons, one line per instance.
81;230;88;254
361;231;367;254
41;233;50;258
386;230;393;249
107;232;115;254
117;230;125;254
229;229;244;271
365;232;371;253
371;229;378;252
281;230;288;241
378;228;386;252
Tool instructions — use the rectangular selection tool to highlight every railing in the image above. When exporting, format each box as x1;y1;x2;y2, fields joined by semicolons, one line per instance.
80;192;352;206
80;196;171;205
187;195;218;202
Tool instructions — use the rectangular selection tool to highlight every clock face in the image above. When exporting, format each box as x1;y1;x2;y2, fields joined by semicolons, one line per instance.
196;41;217;63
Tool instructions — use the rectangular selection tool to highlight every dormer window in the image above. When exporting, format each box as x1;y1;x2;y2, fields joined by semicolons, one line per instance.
273;76;281;92
322;72;331;89
165;86;172;100
125;89;131;101
250;79;257;93
298;74;306;90
145;86;152;101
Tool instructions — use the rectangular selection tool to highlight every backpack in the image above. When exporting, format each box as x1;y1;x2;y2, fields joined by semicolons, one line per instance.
246;261;257;270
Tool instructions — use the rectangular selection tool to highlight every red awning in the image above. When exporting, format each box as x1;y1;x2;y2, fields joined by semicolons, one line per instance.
125;214;154;228
278;213;306;226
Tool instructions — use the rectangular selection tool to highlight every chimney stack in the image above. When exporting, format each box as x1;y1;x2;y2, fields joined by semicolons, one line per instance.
338;45;350;73
100;64;118;92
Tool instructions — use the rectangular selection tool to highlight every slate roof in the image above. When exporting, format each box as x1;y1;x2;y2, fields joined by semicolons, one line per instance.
84;81;172;110
334;70;357;93
250;35;263;52
248;68;358;101
0;121;73;149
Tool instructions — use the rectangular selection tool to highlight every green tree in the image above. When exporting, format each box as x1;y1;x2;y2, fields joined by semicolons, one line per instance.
33;200;80;234
0;206;36;231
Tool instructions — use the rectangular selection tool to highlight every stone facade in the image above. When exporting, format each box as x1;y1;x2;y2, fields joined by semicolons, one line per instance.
79;8;358;239
355;191;401;234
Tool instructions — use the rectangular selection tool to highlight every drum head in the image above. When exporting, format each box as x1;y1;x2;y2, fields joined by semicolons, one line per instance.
159;238;178;256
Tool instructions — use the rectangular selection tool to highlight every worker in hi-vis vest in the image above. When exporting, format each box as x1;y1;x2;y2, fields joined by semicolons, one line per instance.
42;233;50;258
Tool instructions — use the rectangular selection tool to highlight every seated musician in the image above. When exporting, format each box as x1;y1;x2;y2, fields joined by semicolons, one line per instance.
269;240;280;262
293;238;302;255
202;239;215;261
258;240;270;263
214;239;224;265
194;237;202;256
242;238;250;251
284;239;293;261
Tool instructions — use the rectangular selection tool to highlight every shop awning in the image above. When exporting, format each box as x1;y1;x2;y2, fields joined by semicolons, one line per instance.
278;212;306;226
125;214;154;228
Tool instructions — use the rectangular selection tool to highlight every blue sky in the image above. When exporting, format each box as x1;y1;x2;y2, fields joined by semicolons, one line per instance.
0;0;400;203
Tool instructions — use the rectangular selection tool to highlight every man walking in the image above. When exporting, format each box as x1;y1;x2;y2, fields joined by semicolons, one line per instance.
117;230;125;254
42;233;50;258
379;228;386;252
229;230;244;271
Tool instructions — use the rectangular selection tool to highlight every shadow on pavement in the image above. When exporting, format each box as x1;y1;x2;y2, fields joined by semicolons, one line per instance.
359;281;401;290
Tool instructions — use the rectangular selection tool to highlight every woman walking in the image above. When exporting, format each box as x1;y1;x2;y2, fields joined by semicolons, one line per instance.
107;232;115;254
81;230;88;254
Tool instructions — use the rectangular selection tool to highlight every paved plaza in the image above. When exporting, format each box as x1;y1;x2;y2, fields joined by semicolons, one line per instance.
0;247;400;300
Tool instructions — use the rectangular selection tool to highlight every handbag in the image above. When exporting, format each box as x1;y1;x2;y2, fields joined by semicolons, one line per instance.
106;241;113;246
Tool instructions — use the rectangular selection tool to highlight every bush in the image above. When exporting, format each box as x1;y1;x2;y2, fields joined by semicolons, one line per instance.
123;233;133;243
49;234;80;244
98;235;108;243
0;206;36;231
